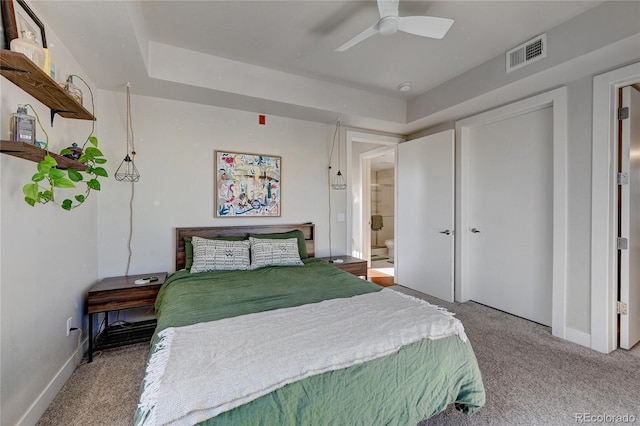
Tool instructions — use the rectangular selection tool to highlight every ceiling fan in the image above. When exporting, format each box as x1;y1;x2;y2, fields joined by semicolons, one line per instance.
335;0;454;52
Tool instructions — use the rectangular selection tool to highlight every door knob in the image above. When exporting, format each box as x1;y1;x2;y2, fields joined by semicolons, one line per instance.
470;228;480;233
439;230;451;235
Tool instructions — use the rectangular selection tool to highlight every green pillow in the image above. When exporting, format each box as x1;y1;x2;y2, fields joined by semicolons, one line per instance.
249;230;308;259
185;236;248;270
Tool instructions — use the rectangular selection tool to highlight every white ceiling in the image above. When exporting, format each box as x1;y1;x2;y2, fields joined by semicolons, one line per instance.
31;0;606;132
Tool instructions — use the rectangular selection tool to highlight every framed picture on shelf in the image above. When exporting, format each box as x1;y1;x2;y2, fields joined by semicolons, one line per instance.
13;0;46;48
1;0;18;49
1;0;46;48
214;151;281;217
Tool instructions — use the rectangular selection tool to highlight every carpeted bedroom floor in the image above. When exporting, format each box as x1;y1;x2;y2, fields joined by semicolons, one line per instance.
37;285;640;426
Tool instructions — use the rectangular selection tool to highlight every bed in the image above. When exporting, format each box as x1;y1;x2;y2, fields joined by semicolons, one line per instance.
135;224;485;425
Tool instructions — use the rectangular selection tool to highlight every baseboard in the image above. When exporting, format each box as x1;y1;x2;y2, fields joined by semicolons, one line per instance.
564;326;591;349
18;337;88;426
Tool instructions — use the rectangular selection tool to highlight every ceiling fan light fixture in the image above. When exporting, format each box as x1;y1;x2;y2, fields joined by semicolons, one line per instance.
398;82;411;92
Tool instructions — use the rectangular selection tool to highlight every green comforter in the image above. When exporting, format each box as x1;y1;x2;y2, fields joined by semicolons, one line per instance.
137;259;485;425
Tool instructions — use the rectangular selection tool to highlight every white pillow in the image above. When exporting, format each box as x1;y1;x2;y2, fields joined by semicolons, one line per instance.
249;237;304;270
190;236;250;273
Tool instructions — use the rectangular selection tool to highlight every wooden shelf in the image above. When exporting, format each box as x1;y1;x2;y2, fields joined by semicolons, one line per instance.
0;140;87;171
0;49;95;122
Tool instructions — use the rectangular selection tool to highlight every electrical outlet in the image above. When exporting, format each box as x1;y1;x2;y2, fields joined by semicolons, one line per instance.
66;317;73;337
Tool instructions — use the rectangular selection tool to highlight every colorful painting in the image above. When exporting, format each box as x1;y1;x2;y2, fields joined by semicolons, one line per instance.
215;151;281;217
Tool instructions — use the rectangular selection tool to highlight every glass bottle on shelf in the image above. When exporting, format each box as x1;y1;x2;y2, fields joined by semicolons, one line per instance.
10;105;36;144
61;76;83;105
10;30;45;70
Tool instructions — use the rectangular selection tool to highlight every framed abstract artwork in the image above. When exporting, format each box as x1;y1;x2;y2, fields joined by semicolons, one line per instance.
214;151;281;217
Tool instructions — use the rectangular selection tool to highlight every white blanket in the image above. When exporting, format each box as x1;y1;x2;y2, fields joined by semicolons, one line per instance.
137;288;467;426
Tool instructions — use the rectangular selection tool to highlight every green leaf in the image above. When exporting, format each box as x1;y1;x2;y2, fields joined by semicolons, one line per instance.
93;167;108;177
43;155;57;167
87;178;101;190
68;169;83;182
60;148;72;156
48;169;65;179
23;183;39;200
42;190;54;201
37;162;52;174
88;136;98;147
61;199;73;210
85;147;103;157
85;166;94;174
75;194;86;203
24;197;36;207
31;172;45;182
53;177;76;189
94;158;107;164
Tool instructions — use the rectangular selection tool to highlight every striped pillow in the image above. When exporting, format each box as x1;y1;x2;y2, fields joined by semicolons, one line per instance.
190;236;250;273
249;237;303;270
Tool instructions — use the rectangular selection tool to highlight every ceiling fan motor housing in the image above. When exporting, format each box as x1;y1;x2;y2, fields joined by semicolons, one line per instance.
378;15;400;35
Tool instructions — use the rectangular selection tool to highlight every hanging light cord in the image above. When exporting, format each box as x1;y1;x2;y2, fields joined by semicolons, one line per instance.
327;119;340;261
125;83;136;276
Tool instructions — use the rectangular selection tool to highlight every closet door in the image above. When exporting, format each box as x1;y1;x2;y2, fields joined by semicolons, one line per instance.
465;106;553;326
396;130;454;302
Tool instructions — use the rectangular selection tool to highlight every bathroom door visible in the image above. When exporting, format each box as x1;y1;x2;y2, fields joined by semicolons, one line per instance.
396;130;455;302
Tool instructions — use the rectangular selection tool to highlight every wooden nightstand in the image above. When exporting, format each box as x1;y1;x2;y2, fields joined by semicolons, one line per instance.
87;272;167;362
319;255;368;279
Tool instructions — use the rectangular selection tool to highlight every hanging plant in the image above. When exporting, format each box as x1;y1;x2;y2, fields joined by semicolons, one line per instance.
22;75;108;210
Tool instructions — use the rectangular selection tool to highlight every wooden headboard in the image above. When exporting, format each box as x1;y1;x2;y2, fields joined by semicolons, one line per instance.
175;223;316;270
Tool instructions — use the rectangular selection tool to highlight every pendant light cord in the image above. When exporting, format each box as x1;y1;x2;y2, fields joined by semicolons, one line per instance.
125;83;136;276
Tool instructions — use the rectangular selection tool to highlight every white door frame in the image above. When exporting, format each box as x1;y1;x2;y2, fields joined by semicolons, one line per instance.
591;62;640;354
346;131;403;259
455;87;568;339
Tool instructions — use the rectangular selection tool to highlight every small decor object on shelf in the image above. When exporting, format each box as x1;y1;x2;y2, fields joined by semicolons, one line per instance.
61;143;83;160
61;76;83;105
10;105;35;144
10;30;45;69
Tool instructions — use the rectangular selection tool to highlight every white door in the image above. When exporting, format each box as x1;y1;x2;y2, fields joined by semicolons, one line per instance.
466;106;554;326
397;130;455;302
620;85;640;350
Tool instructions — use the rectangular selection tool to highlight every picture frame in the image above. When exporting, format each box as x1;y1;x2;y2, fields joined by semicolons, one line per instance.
214;151;281;217
1;0;46;49
1;0;18;49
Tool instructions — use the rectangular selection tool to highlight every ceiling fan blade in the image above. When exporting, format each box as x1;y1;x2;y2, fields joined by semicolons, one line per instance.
398;16;454;39
335;23;379;52
377;0;399;18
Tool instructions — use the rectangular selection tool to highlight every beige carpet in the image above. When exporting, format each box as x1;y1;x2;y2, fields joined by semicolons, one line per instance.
37;286;640;425
36;343;149;426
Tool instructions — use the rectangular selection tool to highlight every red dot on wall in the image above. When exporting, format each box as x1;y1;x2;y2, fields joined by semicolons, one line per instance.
259;115;266;125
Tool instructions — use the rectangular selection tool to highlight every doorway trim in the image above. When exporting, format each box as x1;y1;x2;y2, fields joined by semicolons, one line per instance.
591;62;640;354
455;87;568;339
346;131;403;259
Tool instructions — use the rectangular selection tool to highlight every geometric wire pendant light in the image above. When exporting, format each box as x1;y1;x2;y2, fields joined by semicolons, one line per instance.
330;119;346;190
115;83;140;182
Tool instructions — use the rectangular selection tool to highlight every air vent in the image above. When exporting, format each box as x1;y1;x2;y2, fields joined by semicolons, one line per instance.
506;34;547;73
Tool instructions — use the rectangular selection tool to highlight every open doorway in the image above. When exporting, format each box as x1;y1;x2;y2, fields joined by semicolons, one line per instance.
369;150;396;284
346;131;402;286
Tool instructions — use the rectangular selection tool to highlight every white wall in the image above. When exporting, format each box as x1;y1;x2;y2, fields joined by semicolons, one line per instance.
0;23;99;426
96;91;346;277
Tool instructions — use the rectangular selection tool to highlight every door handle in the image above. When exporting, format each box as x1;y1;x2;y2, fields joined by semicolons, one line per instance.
439;230;451;235
470;228;480;233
